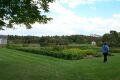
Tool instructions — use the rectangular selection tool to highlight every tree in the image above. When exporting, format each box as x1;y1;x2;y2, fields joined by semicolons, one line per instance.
110;30;119;46
102;33;110;43
0;0;54;29
101;30;120;47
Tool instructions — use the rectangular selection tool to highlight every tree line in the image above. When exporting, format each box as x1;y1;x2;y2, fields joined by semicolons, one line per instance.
102;30;120;47
7;35;101;47
7;30;120;47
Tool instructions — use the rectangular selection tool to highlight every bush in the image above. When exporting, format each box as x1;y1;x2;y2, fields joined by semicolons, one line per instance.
62;48;97;57
52;45;66;51
110;48;120;53
9;47;100;60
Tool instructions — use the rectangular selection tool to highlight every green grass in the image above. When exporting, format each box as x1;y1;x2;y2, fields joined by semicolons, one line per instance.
0;48;120;80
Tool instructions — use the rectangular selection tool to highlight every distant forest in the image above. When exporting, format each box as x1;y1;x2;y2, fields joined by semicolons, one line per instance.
7;30;120;47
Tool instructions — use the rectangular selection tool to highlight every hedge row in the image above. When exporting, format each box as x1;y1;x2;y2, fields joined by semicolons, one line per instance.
9;47;101;60
110;48;120;53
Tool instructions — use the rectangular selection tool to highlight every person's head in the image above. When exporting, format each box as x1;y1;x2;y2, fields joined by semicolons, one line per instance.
103;42;107;45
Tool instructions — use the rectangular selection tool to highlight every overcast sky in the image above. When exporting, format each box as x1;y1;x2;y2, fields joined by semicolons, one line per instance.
1;0;120;36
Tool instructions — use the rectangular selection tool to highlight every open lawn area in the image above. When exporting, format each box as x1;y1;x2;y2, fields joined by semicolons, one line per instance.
0;48;120;80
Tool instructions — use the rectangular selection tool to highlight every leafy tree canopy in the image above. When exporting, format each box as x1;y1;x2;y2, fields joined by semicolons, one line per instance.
0;0;54;29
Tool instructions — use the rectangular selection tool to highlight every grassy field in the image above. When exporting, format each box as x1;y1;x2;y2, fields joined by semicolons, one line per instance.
0;48;120;80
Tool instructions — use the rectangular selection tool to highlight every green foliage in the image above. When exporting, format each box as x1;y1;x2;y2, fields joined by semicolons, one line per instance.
7;35;101;47
102;33;110;42
110;48;120;53
9;46;100;60
52;45;66;51
68;44;100;51
0;0;54;29
102;30;120;47
62;48;98;59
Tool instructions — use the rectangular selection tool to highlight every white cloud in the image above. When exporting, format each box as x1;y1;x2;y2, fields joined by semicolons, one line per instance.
113;14;120;18
49;2;120;34
0;1;120;36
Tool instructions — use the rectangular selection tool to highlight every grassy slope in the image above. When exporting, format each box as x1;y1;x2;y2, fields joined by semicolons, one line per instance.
0;48;120;80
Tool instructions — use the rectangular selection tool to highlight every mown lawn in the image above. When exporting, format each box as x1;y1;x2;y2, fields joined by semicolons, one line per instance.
0;48;120;80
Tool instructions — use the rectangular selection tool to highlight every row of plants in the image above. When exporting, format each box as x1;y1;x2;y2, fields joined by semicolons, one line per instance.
68;45;120;54
110;48;120;53
8;46;101;60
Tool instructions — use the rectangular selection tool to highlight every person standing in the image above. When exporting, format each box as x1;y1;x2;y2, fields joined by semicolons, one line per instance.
102;43;109;63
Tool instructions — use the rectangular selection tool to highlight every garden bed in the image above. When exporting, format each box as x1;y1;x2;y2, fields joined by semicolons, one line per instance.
8;47;102;60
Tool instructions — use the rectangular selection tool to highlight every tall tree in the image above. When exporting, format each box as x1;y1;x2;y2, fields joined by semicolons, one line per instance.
101;30;120;47
102;33;110;42
110;30;119;46
0;0;54;29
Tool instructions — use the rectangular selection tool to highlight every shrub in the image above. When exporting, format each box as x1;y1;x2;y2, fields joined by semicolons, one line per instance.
52;45;66;51
9;47;100;60
110;48;120;53
62;48;97;57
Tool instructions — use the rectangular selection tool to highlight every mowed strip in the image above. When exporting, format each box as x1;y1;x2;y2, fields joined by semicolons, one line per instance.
0;48;63;63
0;48;72;80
